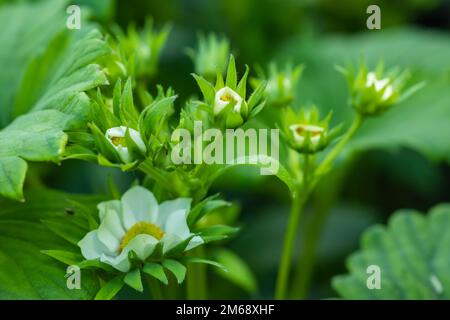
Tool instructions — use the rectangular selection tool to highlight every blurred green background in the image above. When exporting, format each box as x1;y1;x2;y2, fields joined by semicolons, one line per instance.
3;0;450;299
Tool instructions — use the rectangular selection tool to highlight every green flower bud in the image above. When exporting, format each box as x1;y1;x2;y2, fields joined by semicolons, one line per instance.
193;55;266;130
186;33;230;81
107;19;170;81
251;63;303;108
340;62;410;116
281;106;335;154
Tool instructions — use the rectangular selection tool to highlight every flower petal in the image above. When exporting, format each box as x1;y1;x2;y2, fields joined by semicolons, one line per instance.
78;230;114;260
157;198;191;228
121;186;159;228
97;207;125;252
97;200;122;222
129;128;147;153
186;235;204;251
100;234;158;272
163;209;191;239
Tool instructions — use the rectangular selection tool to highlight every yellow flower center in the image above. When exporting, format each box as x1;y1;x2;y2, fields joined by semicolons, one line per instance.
220;93;234;102
111;136;126;147
295;125;323;137
118;221;165;253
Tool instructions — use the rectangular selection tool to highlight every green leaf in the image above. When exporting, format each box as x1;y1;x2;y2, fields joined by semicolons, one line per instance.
225;55;237;89
0;1;109;200
0;108;88;200
236;65;250;98
333;204;450;299
0;189;103;299
211;155;297;198
124;269;143;292
0;0;67;126
162;259;186;284
192;74;215;104
119;78;139;128
196;225;240;243
95;275;125;300
41;218;87;245
182;256;227;272
187;195;231;226
247;83;266;110
0;157;27;201
143;262;168;285
210;248;258;294
41;250;83;266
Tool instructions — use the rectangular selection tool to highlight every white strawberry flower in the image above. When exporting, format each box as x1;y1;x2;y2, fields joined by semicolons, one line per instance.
78;186;203;272
214;86;243;115
105;126;146;163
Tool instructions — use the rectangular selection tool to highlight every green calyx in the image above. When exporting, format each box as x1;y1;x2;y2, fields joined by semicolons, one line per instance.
281;105;337;154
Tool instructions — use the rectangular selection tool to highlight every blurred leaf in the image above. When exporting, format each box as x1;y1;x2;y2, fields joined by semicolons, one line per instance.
0;189;103;299
210;248;258;294
211;155;297;197
333;204;450;299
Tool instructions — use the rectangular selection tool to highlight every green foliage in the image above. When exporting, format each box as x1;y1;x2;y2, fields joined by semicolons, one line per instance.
210;248;258;294
333;204;450;299
0;1;109;200
277;29;450;163
0;107;86;200
0;190;104;299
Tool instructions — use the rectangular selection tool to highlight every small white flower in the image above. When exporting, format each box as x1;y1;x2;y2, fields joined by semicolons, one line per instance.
366;72;393;101
105;126;146;163
78;186;203;272
214;86;243;115
289;124;324;147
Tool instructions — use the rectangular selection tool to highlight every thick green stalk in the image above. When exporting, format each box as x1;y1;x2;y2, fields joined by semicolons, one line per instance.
186;246;208;299
275;114;364;300
291;157;357;298
146;275;164;300
275;188;307;299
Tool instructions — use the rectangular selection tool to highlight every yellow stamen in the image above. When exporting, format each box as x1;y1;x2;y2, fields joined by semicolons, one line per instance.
118;221;164;253
111;136;126;147
220;93;233;102
295;125;323;137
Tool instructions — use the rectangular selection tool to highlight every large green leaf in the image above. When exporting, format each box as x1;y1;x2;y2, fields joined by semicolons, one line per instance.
277;28;450;163
0;189;104;299
0;99;88;200
333;204;450;299
0;0;109;200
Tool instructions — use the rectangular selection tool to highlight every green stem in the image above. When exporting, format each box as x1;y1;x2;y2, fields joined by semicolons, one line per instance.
146;275;164;300
290;159;354;298
275;114;364;300
186;246;208;299
275;184;308;299
314;114;364;180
